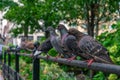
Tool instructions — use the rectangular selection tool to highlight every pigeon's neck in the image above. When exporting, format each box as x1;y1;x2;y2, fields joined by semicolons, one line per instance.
61;33;68;44
60;29;67;36
49;31;57;37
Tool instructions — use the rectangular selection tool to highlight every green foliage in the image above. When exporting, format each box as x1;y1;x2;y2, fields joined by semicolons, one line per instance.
48;48;58;57
40;60;76;80
97;21;120;79
3;0;120;37
19;58;32;79
93;72;105;80
4;0;42;37
97;21;120;64
108;74;118;80
0;0;18;10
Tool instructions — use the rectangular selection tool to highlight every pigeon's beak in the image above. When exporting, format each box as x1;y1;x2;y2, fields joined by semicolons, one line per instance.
45;27;50;32
45;29;48;32
57;26;59;29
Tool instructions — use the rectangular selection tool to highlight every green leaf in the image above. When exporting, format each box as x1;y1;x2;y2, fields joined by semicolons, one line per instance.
108;74;118;80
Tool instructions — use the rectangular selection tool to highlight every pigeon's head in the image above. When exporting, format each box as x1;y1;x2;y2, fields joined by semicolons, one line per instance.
34;41;40;48
68;28;78;35
68;28;85;37
47;27;54;32
57;24;66;30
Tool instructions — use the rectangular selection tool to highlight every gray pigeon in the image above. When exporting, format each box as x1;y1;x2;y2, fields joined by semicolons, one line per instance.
57;24;79;61
68;28;113;65
47;27;69;58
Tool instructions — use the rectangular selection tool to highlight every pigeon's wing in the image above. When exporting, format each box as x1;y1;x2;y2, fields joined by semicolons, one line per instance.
65;35;78;52
51;36;64;54
40;38;53;53
79;36;113;64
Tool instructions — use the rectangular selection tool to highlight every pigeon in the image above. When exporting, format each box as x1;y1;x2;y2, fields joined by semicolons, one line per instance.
68;28;113;65
57;24;79;61
46;27;70;58
34;38;53;58
34;30;53;59
20;38;34;51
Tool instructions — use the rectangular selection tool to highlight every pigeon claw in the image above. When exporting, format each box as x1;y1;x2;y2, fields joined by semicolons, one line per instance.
54;55;61;61
46;55;50;59
55;56;59;60
66;56;76;62
30;54;34;57
86;59;94;66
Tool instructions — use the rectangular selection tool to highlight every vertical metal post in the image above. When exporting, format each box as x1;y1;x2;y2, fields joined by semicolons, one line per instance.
3;51;7;79
8;52;11;66
8;52;11;80
4;51;6;63
15;51;19;80
32;42;40;80
0;51;2;64
32;58;40;80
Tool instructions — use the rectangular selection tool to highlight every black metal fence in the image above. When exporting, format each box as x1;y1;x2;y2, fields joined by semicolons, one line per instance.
1;47;120;80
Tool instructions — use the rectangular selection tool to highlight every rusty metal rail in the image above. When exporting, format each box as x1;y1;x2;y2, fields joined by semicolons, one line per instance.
7;52;120;75
37;55;120;75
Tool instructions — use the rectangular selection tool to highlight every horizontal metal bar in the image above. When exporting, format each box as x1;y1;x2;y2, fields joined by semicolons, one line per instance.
6;52;32;57
5;51;120;75
37;55;120;75
18;53;32;57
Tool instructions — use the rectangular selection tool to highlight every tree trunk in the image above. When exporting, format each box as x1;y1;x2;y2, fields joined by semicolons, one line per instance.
23;25;28;38
87;4;95;37
45;30;50;38
87;24;94;37
95;20;99;37
44;23;50;38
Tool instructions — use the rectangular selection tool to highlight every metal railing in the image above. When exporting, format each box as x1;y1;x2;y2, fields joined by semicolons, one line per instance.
2;47;120;80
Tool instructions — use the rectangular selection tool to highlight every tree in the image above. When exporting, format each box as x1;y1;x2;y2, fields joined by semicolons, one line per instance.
0;0;18;10
4;0;42;37
3;0;120;37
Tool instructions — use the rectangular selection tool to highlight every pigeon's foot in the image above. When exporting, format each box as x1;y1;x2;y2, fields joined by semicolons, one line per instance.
67;56;76;62
86;59;94;66
55;56;59;60
30;54;34;57
46;55;50;59
54;55;61;61
55;54;62;60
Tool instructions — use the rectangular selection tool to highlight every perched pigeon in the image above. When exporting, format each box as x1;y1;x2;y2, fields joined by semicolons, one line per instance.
32;41;40;54
68;28;113;64
57;24;79;61
20;38;34;51
34;38;53;57
34;30;53;58
47;27;69;58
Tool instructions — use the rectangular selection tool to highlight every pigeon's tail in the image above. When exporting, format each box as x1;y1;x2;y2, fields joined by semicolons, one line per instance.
96;52;114;64
92;49;113;64
33;50;42;62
